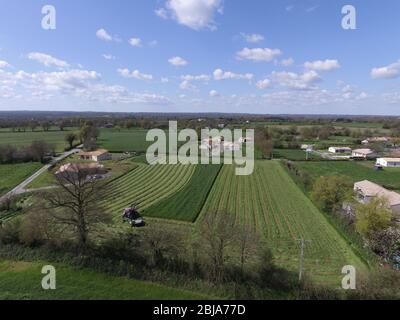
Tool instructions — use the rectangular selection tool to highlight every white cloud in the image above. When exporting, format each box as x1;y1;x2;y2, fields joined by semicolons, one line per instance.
270;70;322;90
286;5;294;11
155;8;168;19
256;79;271;89
102;54;116;60
278;58;294;67
158;0;223;30
180;80;197;91
240;33;264;43
27;52;69;68
236;47;282;62
213;69;253;81
168;56;188;66
181;74;210;81
304;59;341;71
0;60;11;69
129;38;142;47
371;60;400;79
209;89;219;97
117;68;153;81
96;28;114;42
161;77;169;83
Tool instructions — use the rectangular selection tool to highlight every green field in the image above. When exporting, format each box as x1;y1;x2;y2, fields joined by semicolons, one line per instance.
0;163;42;196
104;163;196;215
0;260;208;300
143;164;222;222
294;161;400;191
0;130;75;152
199;161;365;283
273;149;321;161
98;128;153;152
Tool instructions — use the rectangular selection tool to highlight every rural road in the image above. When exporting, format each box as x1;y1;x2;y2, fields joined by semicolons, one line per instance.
0;146;82;202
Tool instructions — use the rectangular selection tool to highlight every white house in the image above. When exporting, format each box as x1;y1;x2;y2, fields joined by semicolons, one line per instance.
376;158;400;168
79;149;112;162
362;137;390;145
351;148;376;159
223;142;240;151
353;180;400;220
301;144;313;151
328;147;352;154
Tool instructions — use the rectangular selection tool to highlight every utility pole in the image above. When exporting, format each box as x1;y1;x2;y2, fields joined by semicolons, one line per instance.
296;238;311;282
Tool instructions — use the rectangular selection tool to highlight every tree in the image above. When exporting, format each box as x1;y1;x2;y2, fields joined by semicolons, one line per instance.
255;127;274;159
355;197;393;239
236;224;259;276
311;176;352;212
80;123;99;151
29;140;51;163
28;121;38;132
197;211;236;283
365;227;400;262
40;167;112;249
65;133;77;149
41;121;51;132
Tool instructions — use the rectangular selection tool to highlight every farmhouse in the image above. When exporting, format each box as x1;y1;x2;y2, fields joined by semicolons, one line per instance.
353;180;400;219
361;137;391;145
328;146;352;154
301;144;313;151
79;149;112;162
55;163;107;179
351;148;376;159
376;158;400;168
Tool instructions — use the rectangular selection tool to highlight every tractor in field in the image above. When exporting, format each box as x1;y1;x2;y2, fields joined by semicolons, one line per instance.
122;204;145;228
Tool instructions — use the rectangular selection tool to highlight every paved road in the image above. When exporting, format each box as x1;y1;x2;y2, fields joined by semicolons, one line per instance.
0;147;81;202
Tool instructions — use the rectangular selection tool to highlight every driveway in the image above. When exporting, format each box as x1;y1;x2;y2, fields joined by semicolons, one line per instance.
0;146;81;202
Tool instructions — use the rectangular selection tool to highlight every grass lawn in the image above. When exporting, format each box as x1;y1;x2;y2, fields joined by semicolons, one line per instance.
199;161;366;285
294;161;400;191
0;162;42;196
98;128;153;152
0;129;77;152
273;149;321;161
0;260;209;300
143;164;222;222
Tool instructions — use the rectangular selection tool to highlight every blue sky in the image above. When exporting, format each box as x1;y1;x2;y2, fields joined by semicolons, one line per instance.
0;0;400;114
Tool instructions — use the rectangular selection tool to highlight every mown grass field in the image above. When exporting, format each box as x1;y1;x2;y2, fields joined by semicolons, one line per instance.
0;260;208;300
103;163;197;216
294;161;400;191
0;162;42;196
98;128;154;152
199;161;365;283
273;149;321;161
143;164;222;222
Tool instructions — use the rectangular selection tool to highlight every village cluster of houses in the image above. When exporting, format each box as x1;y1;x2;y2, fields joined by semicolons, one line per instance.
199;136;251;152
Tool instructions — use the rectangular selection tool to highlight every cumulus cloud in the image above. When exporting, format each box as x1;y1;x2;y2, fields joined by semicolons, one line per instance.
209;89;219;97
129;38;142;47
156;0;223;30
213;68;253;81
181;74;210;81
270;70;321;90
278;58;294;67
161;77;169;83
117;68;153;81
256;79;271;89
168;56;188;66
304;59;341;71
0;60;11;69
102;54;116;60
371;60;400;79
236;47;282;62
179;80;197;91
27;52;69;68
240;33;264;43
96;28;114;42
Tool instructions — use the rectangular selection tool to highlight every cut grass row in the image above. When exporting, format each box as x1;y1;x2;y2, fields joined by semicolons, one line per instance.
199;161;366;284
103;164;196;215
143;164;222;222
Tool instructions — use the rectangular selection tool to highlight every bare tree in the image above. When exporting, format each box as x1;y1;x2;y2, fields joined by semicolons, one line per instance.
40;167;112;249
236;224;259;275
198;211;236;283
